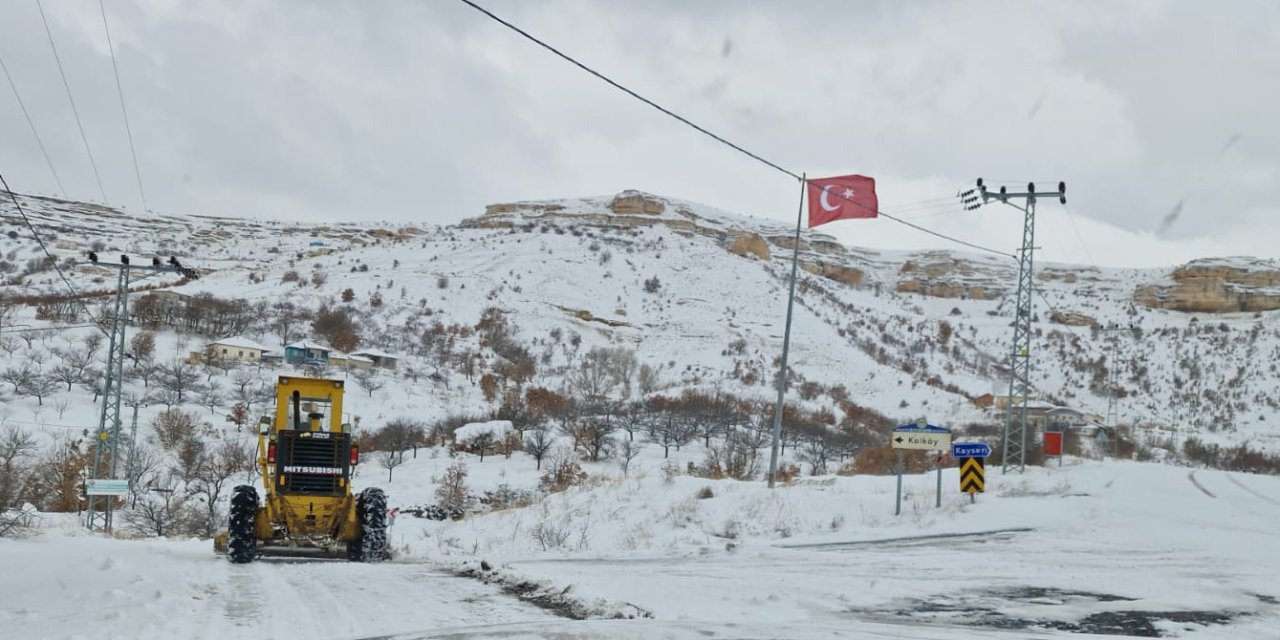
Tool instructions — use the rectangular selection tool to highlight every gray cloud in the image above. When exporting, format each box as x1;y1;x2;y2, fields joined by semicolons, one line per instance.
0;0;1276;265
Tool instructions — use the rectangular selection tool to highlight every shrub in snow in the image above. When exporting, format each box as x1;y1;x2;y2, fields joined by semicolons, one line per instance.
0;505;37;538
435;462;470;516
774;462;800;484
479;483;540;511
539;446;587;494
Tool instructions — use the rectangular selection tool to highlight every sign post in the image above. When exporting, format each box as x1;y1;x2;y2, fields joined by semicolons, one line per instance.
891;419;951;515
953;442;992;504
936;454;943;508
895;450;904;516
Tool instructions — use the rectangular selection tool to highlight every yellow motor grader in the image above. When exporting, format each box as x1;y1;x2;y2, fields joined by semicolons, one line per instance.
215;376;387;563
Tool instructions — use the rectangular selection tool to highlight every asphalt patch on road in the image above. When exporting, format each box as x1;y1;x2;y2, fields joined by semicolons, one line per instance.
851;587;1239;637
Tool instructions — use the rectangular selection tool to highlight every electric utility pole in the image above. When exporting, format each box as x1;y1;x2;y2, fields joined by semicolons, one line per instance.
85;254;198;532
973;179;1067;473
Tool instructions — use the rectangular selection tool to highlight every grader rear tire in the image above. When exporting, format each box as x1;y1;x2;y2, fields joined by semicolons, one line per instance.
351;487;387;562
227;485;259;564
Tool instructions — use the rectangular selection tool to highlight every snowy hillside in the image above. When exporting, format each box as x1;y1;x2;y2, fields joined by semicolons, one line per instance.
3;189;1280;639
3;187;1280;455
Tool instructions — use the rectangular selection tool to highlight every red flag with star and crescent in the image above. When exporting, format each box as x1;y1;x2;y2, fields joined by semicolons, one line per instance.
806;175;878;228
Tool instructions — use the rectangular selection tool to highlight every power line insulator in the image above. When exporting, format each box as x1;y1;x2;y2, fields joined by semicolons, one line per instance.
120;255;129;265
152;256;161;267
88;251;98;263
976;178;984;188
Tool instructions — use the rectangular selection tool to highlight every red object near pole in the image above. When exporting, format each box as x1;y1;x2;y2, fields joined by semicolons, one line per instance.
1044;431;1063;457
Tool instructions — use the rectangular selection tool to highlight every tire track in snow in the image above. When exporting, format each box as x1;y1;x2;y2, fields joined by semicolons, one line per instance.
1226;474;1280;507
221;566;265;626
1187;471;1217;498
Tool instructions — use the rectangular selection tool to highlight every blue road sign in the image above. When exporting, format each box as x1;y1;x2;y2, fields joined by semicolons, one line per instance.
894;424;950;434
952;442;992;458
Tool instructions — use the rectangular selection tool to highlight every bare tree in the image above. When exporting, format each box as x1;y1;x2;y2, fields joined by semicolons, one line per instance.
128;331;156;361
637;363;662;395
522;426;554;470
198;382;226;415
230;368;258;399
0;337;19;357
131;360;158;388
190;441;254;535
0;364;33;394
0;426;37;509
151;387;181;411
19;374;59;406
269;301;310;345
55;346;95;379
49;363;84;391
567;347;617;401
122;477;186;537
372;419;415;464
153;408;199;450
52;397;71;419
578;415;617;462
796;426;837;476
378;449;404;482
82;331;105;357
617;439;643;476
617;401;649;442
157;361;203;403
351;368;385;398
603;347;639;397
647;410;692;458
123;445;163;508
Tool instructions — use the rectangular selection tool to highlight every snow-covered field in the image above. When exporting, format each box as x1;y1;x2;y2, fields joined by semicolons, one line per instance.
5;455;1279;639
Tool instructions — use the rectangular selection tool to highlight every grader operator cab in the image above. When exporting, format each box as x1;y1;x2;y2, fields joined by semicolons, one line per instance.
215;376;388;563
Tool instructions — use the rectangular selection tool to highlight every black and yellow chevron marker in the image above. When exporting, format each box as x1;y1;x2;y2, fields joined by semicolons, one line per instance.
960;456;985;494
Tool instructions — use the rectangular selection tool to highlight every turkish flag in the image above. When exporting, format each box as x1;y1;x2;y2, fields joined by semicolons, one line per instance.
806;174;878;228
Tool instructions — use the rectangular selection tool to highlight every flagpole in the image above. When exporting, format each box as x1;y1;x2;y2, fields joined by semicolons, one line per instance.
767;174;807;489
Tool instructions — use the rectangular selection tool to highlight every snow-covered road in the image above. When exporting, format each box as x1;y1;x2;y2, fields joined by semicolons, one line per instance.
0;533;558;640
6;462;1280;639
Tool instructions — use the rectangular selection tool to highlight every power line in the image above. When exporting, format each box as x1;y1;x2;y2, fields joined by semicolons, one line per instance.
0;51;66;197
98;0;148;214
1061;203;1097;267
36;0;108;203
0;173;105;332
457;0;1012;259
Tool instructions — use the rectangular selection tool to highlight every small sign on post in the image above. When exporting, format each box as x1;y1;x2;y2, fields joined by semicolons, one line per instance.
953;442;990;504
959;457;985;495
892;420;951;515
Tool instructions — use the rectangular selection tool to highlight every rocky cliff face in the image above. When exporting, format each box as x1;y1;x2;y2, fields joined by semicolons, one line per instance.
727;233;771;261
895;252;1010;300
1133;258;1280;313
471;190;876;289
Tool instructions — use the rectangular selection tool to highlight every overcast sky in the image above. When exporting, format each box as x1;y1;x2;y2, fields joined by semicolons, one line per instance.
1;0;1277;268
